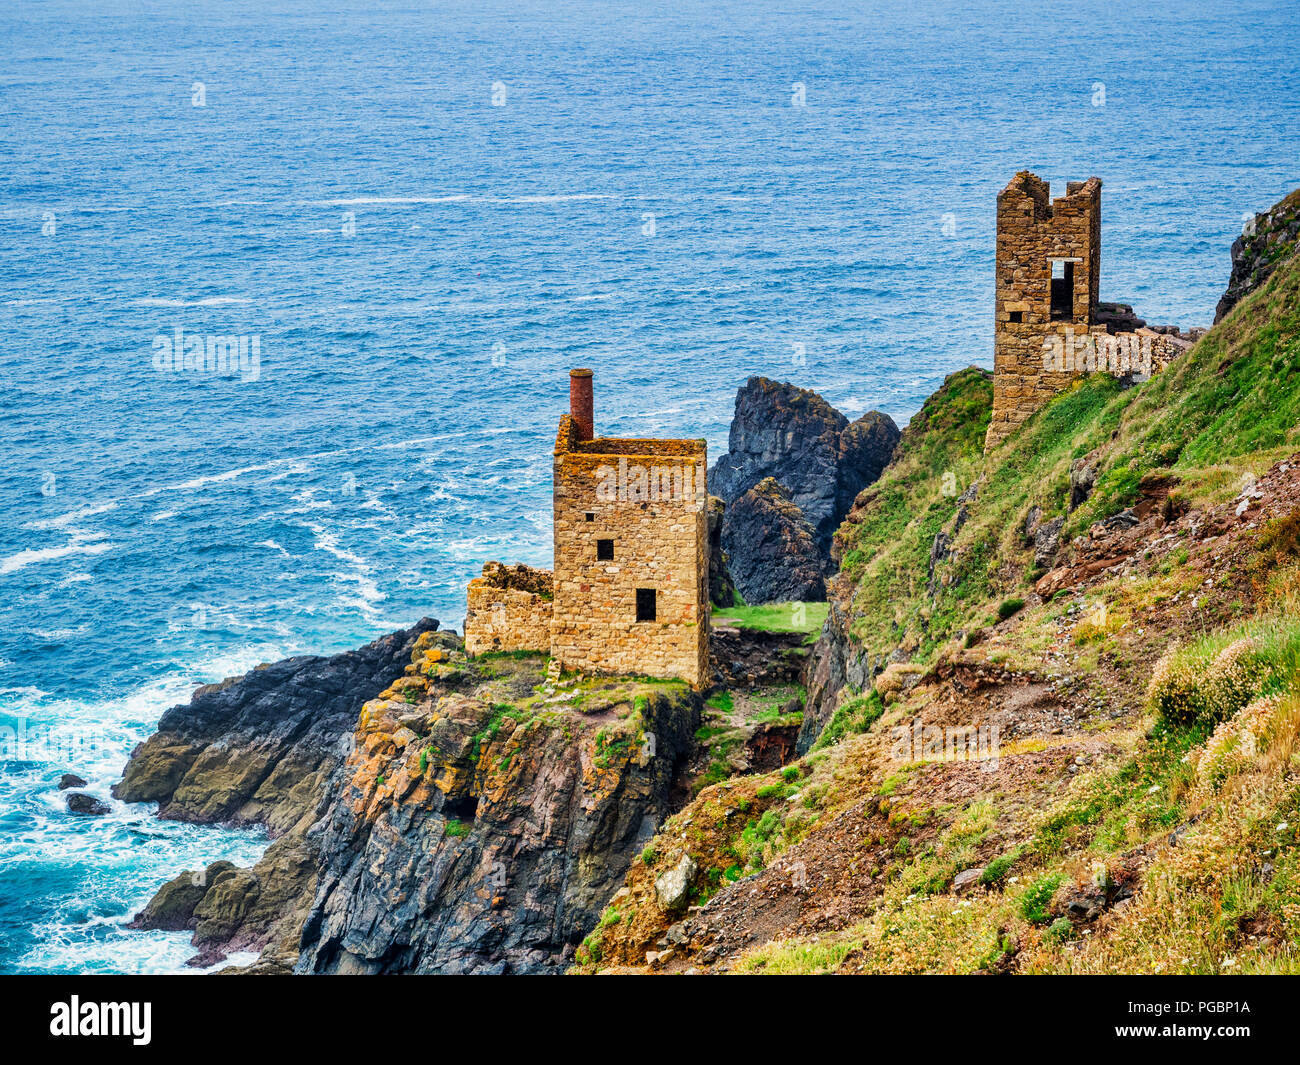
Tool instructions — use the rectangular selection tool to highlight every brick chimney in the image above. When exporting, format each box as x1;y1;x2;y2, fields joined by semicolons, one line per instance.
569;368;594;441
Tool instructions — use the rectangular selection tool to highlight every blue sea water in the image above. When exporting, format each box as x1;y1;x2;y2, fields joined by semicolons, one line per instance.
1;0;1298;974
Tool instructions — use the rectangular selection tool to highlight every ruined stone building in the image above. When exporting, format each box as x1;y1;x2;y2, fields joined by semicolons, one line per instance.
987;171;1191;450
464;369;709;687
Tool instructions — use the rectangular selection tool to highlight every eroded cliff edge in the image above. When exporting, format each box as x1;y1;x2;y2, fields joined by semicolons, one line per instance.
120;628;701;973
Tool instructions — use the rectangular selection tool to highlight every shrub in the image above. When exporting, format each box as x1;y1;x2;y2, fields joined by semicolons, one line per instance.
1020;872;1066;924
1149;637;1264;727
979;852;1017;885
1045;916;1074;943
997;598;1026;621
1188;693;1300;787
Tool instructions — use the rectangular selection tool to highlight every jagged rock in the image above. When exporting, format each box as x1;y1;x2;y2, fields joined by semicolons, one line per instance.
1023;505;1042;545
655;854;698;914
928;530;952;595
721;478;826;604
57;773;86;790
1033;517;1065;570
1215;187;1300;323
799;599;879;754
708;377;898;565
1094;302;1146;333
129;861;237;931
114;618;439;834
65;793;110;816
1069;454;1098;510
707;495;738;608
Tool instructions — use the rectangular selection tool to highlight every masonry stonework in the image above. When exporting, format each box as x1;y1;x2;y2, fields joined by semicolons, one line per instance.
463;370;710;688
986;171;1189;451
463;562;553;655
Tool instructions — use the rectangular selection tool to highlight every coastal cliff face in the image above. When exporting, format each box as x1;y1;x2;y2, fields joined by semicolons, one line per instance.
114;620;440;835
120;629;701;973
295;646;698;974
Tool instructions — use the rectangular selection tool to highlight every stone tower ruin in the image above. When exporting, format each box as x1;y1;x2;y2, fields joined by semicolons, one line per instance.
987;172;1102;449
465;369;709;687
986;171;1190;450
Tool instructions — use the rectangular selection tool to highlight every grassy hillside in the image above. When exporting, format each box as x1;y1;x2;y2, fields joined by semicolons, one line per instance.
836;248;1300;676
577;212;1300;976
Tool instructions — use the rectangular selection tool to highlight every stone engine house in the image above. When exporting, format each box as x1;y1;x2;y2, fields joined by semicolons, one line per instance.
987;171;1190;450
464;369;709;687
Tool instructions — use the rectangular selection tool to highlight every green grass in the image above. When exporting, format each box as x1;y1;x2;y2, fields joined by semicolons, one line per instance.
997;597;1026;621
830;245;1300;680
712;601;829;635
813;690;885;750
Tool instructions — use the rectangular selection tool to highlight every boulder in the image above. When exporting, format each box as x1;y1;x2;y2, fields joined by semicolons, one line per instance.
1033;517;1065;570
1069;454;1098;510
57;773;87;790
65;793;110;816
655;854;698;914
721;478;827;604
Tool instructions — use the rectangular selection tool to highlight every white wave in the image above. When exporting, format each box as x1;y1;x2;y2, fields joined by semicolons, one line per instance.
133;296;252;307
0;536;114;576
23;501;118;532
314;195;472;206
313;193;612;207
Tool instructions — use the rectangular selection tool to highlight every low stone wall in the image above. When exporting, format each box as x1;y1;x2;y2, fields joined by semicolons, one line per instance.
464;562;553;655
987;328;1191;449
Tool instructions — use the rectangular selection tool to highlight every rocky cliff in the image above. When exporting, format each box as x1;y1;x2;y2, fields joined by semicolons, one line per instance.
114;619;439;835
119;628;701;973
1215;187;1300;323
708;378;899;591
575;190;1300;975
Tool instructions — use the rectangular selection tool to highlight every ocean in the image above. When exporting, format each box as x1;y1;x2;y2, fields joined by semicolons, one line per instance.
1;0;1297;973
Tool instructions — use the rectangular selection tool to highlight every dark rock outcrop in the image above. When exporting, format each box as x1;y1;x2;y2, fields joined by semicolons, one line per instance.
721;478;826;604
129;861;237;932
114;618;439;835
120;625;702;975
294;660;700;974
798;599;880;754
1215;188;1300;323
65;793;110;816
709;625;811;690
58;773;86;790
709;378;899;564
706;495;738;608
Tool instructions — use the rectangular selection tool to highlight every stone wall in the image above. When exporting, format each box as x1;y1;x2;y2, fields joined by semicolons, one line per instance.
987;173;1102;450
550;415;709;686
463;561;553;655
